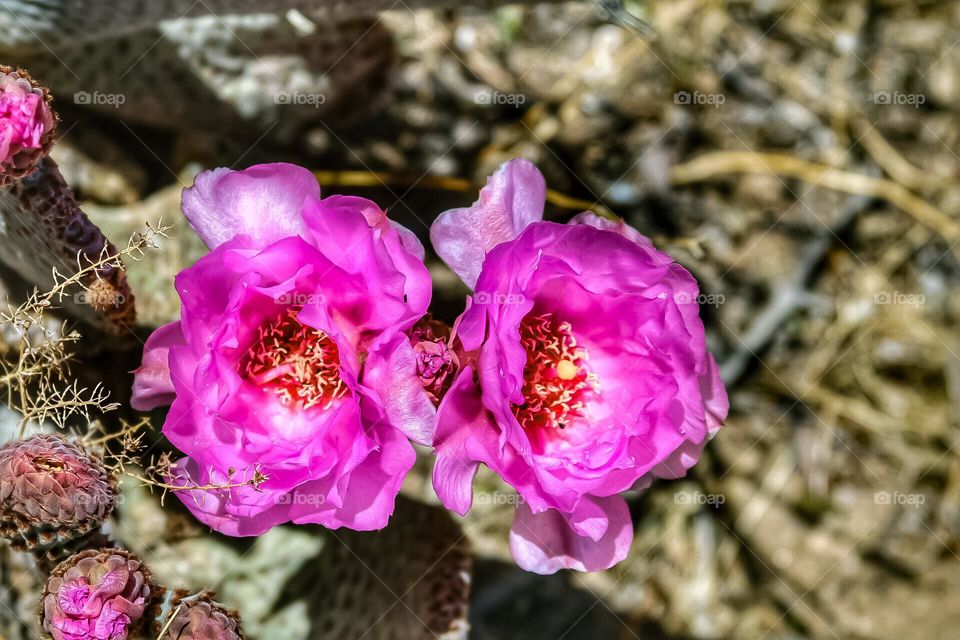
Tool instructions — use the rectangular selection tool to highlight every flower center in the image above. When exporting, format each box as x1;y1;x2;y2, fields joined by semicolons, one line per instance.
513;313;597;431
240;307;347;409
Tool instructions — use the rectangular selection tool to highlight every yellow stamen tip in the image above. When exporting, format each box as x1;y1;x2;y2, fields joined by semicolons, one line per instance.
556;359;578;381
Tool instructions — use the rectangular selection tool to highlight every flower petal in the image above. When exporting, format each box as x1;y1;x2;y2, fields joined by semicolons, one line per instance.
430;158;545;289
292;416;416;530
169;458;292;537
130;321;184;411
432;366;500;515
361;333;436;446
181;163;319;249
569;211;665;260
509;495;633;574
701;353;729;431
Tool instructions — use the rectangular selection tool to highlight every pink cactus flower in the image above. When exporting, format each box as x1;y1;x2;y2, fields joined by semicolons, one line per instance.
0;66;55;182
131;163;434;535
429;159;728;574
41;549;150;640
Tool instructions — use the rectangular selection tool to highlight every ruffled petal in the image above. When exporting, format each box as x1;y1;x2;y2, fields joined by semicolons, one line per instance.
292;415;416;530
509;495;633;574
701;353;729;431
430;158;545;289
569;211;665;261
169;458;292;537
130;321;184;411
181;163;319;249
361;333;436;446
432;366;500;515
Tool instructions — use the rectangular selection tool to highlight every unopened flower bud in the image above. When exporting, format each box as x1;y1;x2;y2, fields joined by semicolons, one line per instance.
0;66;56;185
41;548;152;640
0;434;117;560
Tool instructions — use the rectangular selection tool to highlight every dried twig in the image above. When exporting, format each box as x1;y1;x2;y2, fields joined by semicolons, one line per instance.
0;219;172;332
670;152;960;247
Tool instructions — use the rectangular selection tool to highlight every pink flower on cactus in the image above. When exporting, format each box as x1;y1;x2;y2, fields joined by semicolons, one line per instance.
430;159;728;574
42;549;150;640
131;163;433;535
0;66;55;182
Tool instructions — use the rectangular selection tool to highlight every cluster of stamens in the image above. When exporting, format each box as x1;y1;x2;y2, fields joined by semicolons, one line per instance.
513;313;597;431
240;306;347;409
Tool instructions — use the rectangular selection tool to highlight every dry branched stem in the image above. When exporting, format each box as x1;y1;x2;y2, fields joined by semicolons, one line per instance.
0;221;170;437
83;416;151;447
106;438;269;507
0;219;172;332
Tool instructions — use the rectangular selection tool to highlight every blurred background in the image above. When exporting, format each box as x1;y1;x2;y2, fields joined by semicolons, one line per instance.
2;0;960;638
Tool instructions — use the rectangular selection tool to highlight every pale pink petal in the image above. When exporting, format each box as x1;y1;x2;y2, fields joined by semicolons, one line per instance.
432;366;501;516
130;321;184;411
181;163;319;249
361;334;436;446
509;495;633;574
430;158;545;289
701;353;729;431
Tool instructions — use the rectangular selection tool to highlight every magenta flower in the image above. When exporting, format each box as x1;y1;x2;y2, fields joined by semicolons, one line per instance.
131;163;434;535
430;159;728;574
41;549;151;640
0;66;55;182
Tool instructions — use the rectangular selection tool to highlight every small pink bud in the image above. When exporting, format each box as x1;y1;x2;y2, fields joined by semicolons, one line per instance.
408;315;464;405
41;548;152;640
0;66;56;184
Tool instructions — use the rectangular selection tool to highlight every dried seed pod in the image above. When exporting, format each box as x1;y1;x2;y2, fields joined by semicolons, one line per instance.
0;65;56;185
155;591;245;640
0;434;117;562
40;548;152;640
